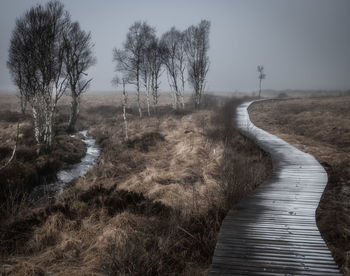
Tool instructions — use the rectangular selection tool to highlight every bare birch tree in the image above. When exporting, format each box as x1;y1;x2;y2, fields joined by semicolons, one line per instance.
141;54;151;116
7;0;70;153
140;34;157;117
63;22;96;133
112;75;129;140
7;56;27;114
257;65;266;98
161;27;186;109
146;39;165;113
184;20;211;109
112;49;134;140
113;22;156;118
121;78;129;140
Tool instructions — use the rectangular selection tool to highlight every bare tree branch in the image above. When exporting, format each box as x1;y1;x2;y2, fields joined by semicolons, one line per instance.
184;20;211;109
8;0;71;153
161;27;187;109
63;21;96;132
113;21;156;118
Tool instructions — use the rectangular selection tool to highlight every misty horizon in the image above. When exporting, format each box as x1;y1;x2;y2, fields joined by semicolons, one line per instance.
1;0;350;93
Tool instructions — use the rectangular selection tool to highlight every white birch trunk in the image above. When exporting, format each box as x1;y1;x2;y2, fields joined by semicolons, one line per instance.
20;94;27;115
172;90;178;110
122;81;128;140
146;89;151;117
32;105;41;154
136;71;142;118
68;93;79;132
181;94;185;109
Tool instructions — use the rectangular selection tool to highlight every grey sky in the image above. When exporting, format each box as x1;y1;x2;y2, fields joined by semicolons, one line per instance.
1;0;349;92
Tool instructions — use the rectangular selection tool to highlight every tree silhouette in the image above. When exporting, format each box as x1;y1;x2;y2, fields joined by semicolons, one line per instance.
257;65;266;98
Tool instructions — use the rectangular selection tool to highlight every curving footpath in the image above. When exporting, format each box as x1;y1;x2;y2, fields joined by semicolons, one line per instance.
210;101;341;275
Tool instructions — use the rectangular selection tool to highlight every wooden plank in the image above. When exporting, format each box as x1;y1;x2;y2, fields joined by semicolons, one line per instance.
210;101;341;275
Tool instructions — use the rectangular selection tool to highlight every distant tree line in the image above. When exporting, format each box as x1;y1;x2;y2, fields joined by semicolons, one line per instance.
113;20;210;139
113;20;211;114
7;0;96;153
7;0;211;150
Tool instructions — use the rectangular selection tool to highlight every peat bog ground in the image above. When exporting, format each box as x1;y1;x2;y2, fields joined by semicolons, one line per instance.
0;93;272;275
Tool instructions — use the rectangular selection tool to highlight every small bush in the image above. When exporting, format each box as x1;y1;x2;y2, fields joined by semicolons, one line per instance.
126;132;165;152
199;94;221;109
53;135;86;164
16;146;37;162
86;105;120;117
35;155;62;176
0;146;12;160
277;92;288;98
0;110;21;122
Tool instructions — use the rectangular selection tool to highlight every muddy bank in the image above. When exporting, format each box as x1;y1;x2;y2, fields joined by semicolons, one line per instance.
0;132;87;219
30;130;100;203
0;95;272;275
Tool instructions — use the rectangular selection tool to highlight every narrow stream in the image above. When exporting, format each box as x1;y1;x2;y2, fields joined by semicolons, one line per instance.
30;130;100;203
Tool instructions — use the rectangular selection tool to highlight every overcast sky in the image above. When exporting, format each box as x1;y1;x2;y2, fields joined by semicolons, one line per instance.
1;0;349;93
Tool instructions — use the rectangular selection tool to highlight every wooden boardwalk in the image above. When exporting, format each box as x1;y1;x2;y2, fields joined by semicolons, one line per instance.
210;101;341;275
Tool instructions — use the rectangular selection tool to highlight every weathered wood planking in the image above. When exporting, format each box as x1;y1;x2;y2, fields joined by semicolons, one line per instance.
210;101;341;275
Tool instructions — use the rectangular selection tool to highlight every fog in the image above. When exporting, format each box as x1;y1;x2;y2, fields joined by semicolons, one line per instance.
1;0;349;93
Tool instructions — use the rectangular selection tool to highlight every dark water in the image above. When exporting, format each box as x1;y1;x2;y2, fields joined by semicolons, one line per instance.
30;130;100;202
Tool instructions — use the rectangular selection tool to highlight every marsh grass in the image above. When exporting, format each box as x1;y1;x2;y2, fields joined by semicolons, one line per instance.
0;93;272;275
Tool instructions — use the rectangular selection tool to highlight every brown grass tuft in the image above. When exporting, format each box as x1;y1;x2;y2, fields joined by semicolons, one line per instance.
0;93;272;275
5;262;45;276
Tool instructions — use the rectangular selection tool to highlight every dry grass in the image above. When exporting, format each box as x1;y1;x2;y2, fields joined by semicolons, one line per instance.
249;96;350;274
0;95;86;219
1;92;272;275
